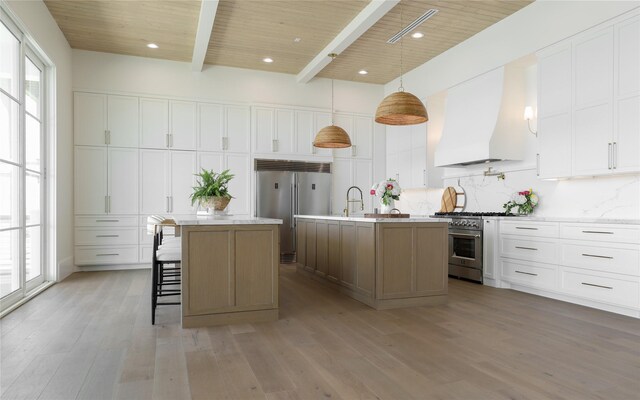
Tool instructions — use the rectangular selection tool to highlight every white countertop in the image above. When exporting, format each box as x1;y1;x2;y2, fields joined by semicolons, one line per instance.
174;216;283;225
483;215;640;225
295;215;450;223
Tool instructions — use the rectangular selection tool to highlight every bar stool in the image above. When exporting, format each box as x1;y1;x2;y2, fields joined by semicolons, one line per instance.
151;222;182;325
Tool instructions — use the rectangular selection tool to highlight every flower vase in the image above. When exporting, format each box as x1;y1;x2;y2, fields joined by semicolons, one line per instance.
380;198;395;214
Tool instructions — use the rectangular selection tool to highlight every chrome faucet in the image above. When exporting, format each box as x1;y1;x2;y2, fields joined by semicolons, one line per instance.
344;186;364;217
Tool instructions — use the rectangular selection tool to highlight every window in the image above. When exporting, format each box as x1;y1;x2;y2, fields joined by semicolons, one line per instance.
1;11;48;312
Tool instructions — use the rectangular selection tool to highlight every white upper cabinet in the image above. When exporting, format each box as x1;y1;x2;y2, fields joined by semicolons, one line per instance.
75;92;139;147
537;45;573;179
74;92;107;146
198;104;250;153
332;158;352;215
614;15;640;173
333;114;354;158
253;107;275;153
385;124;427;189
108;148;139;214
225;106;250;153
107;95;139;147
75;146;108;214
275;109;295;154
169;101;197;150
140;98;169;149
537;12;639;179
312;112;333;157
198;103;224;152
296;111;314;155
572;26;614;176
353;116;373;159
197;151;224;173
354;159;373;212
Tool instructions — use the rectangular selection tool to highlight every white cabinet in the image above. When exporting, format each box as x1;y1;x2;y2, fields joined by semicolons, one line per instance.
139;149;196;214
198;152;250;215
275;109;295;154
169;101;197;150
572;26;614;176
74;92;139;147
75;146;108;215
385;123;427;188
198;104;250;153
537;12;640;179
75;146;138;215
140;98;196;150
140;98;169;149
334;115;372;159
253;107;275;153
296;111;314;155
332;158;373;215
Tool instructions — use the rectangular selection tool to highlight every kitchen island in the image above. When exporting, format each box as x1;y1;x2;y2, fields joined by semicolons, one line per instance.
295;215;450;309
174;216;282;328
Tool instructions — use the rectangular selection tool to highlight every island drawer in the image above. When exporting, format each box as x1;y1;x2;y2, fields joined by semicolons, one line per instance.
561;243;640;276
500;221;559;238
560;268;639;308
560;224;640;244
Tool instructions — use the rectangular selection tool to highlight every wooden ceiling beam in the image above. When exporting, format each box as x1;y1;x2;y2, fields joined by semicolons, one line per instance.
296;0;399;84
192;0;219;72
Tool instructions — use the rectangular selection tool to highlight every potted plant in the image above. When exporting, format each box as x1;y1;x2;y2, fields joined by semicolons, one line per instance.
190;169;234;211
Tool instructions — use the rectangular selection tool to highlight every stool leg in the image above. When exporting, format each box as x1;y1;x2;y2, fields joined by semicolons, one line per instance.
152;258;158;325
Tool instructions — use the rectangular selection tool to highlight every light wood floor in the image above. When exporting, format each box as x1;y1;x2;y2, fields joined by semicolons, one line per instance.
2;266;640;400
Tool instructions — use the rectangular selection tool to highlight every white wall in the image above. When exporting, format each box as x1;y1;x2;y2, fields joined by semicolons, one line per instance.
72;50;384;115
394;2;640;220
4;0;74;280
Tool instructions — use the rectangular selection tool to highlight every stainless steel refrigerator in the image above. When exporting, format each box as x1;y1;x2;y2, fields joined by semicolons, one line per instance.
256;160;332;261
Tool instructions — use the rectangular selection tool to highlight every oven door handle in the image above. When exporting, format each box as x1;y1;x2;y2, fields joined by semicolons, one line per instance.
449;232;481;239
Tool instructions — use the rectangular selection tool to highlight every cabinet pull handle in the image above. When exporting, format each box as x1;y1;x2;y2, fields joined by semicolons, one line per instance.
105;196;108;213
96;253;119;257
96;219;119;222
608;143;612;169
515;246;538;251
536;153;540;176
96;234;119;238
581;282;613;290
166;134;170;148
582;230;614;235
582;253;613;259
423;169;427;186
515;227;538;230
515;270;538;276
166;196;170;213
352;145;357;157
272;139;278;152
222;137;228;150
105;130;111;145
170;134;174;148
170;196;173;213
612;142;617;169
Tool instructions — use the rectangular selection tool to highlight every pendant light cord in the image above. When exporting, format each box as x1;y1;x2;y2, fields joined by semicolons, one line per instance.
331;78;335;125
399;0;404;92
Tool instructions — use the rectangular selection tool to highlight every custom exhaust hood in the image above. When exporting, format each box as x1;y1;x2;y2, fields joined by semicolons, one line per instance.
434;65;526;167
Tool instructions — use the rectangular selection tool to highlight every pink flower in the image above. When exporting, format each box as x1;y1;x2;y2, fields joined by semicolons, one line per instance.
386;184;393;190
370;189;376;195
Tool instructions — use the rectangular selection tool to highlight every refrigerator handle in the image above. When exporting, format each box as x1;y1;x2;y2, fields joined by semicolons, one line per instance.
290;182;295;230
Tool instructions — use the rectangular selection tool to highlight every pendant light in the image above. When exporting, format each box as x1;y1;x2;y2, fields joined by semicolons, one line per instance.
375;1;428;126
313;54;352;149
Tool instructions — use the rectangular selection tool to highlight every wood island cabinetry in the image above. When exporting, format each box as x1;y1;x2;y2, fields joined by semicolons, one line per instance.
295;217;448;309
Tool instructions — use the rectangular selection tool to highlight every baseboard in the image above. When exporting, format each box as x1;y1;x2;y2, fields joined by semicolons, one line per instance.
57;256;75;282
76;263;151;272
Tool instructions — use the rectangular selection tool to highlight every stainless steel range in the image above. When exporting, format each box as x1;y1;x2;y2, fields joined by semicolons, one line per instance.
433;212;512;283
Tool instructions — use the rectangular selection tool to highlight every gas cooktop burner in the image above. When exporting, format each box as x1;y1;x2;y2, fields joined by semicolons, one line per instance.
433;212;512;217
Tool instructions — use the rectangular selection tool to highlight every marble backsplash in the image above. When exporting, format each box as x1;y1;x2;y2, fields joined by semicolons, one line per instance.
396;168;640;219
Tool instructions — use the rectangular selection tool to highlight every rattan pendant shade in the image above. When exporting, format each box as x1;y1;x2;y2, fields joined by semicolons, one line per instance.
375;91;428;125
313;125;352;148
313;53;352;149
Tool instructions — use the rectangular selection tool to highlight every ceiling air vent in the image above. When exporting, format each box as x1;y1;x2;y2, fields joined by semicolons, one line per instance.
387;8;439;44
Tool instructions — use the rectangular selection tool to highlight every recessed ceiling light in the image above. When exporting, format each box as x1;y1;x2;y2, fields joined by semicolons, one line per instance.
358;70;368;75
147;43;159;49
411;32;424;39
293;38;301;43
263;57;274;63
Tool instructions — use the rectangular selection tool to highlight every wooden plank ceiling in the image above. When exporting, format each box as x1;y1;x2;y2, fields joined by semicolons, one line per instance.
44;0;532;84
